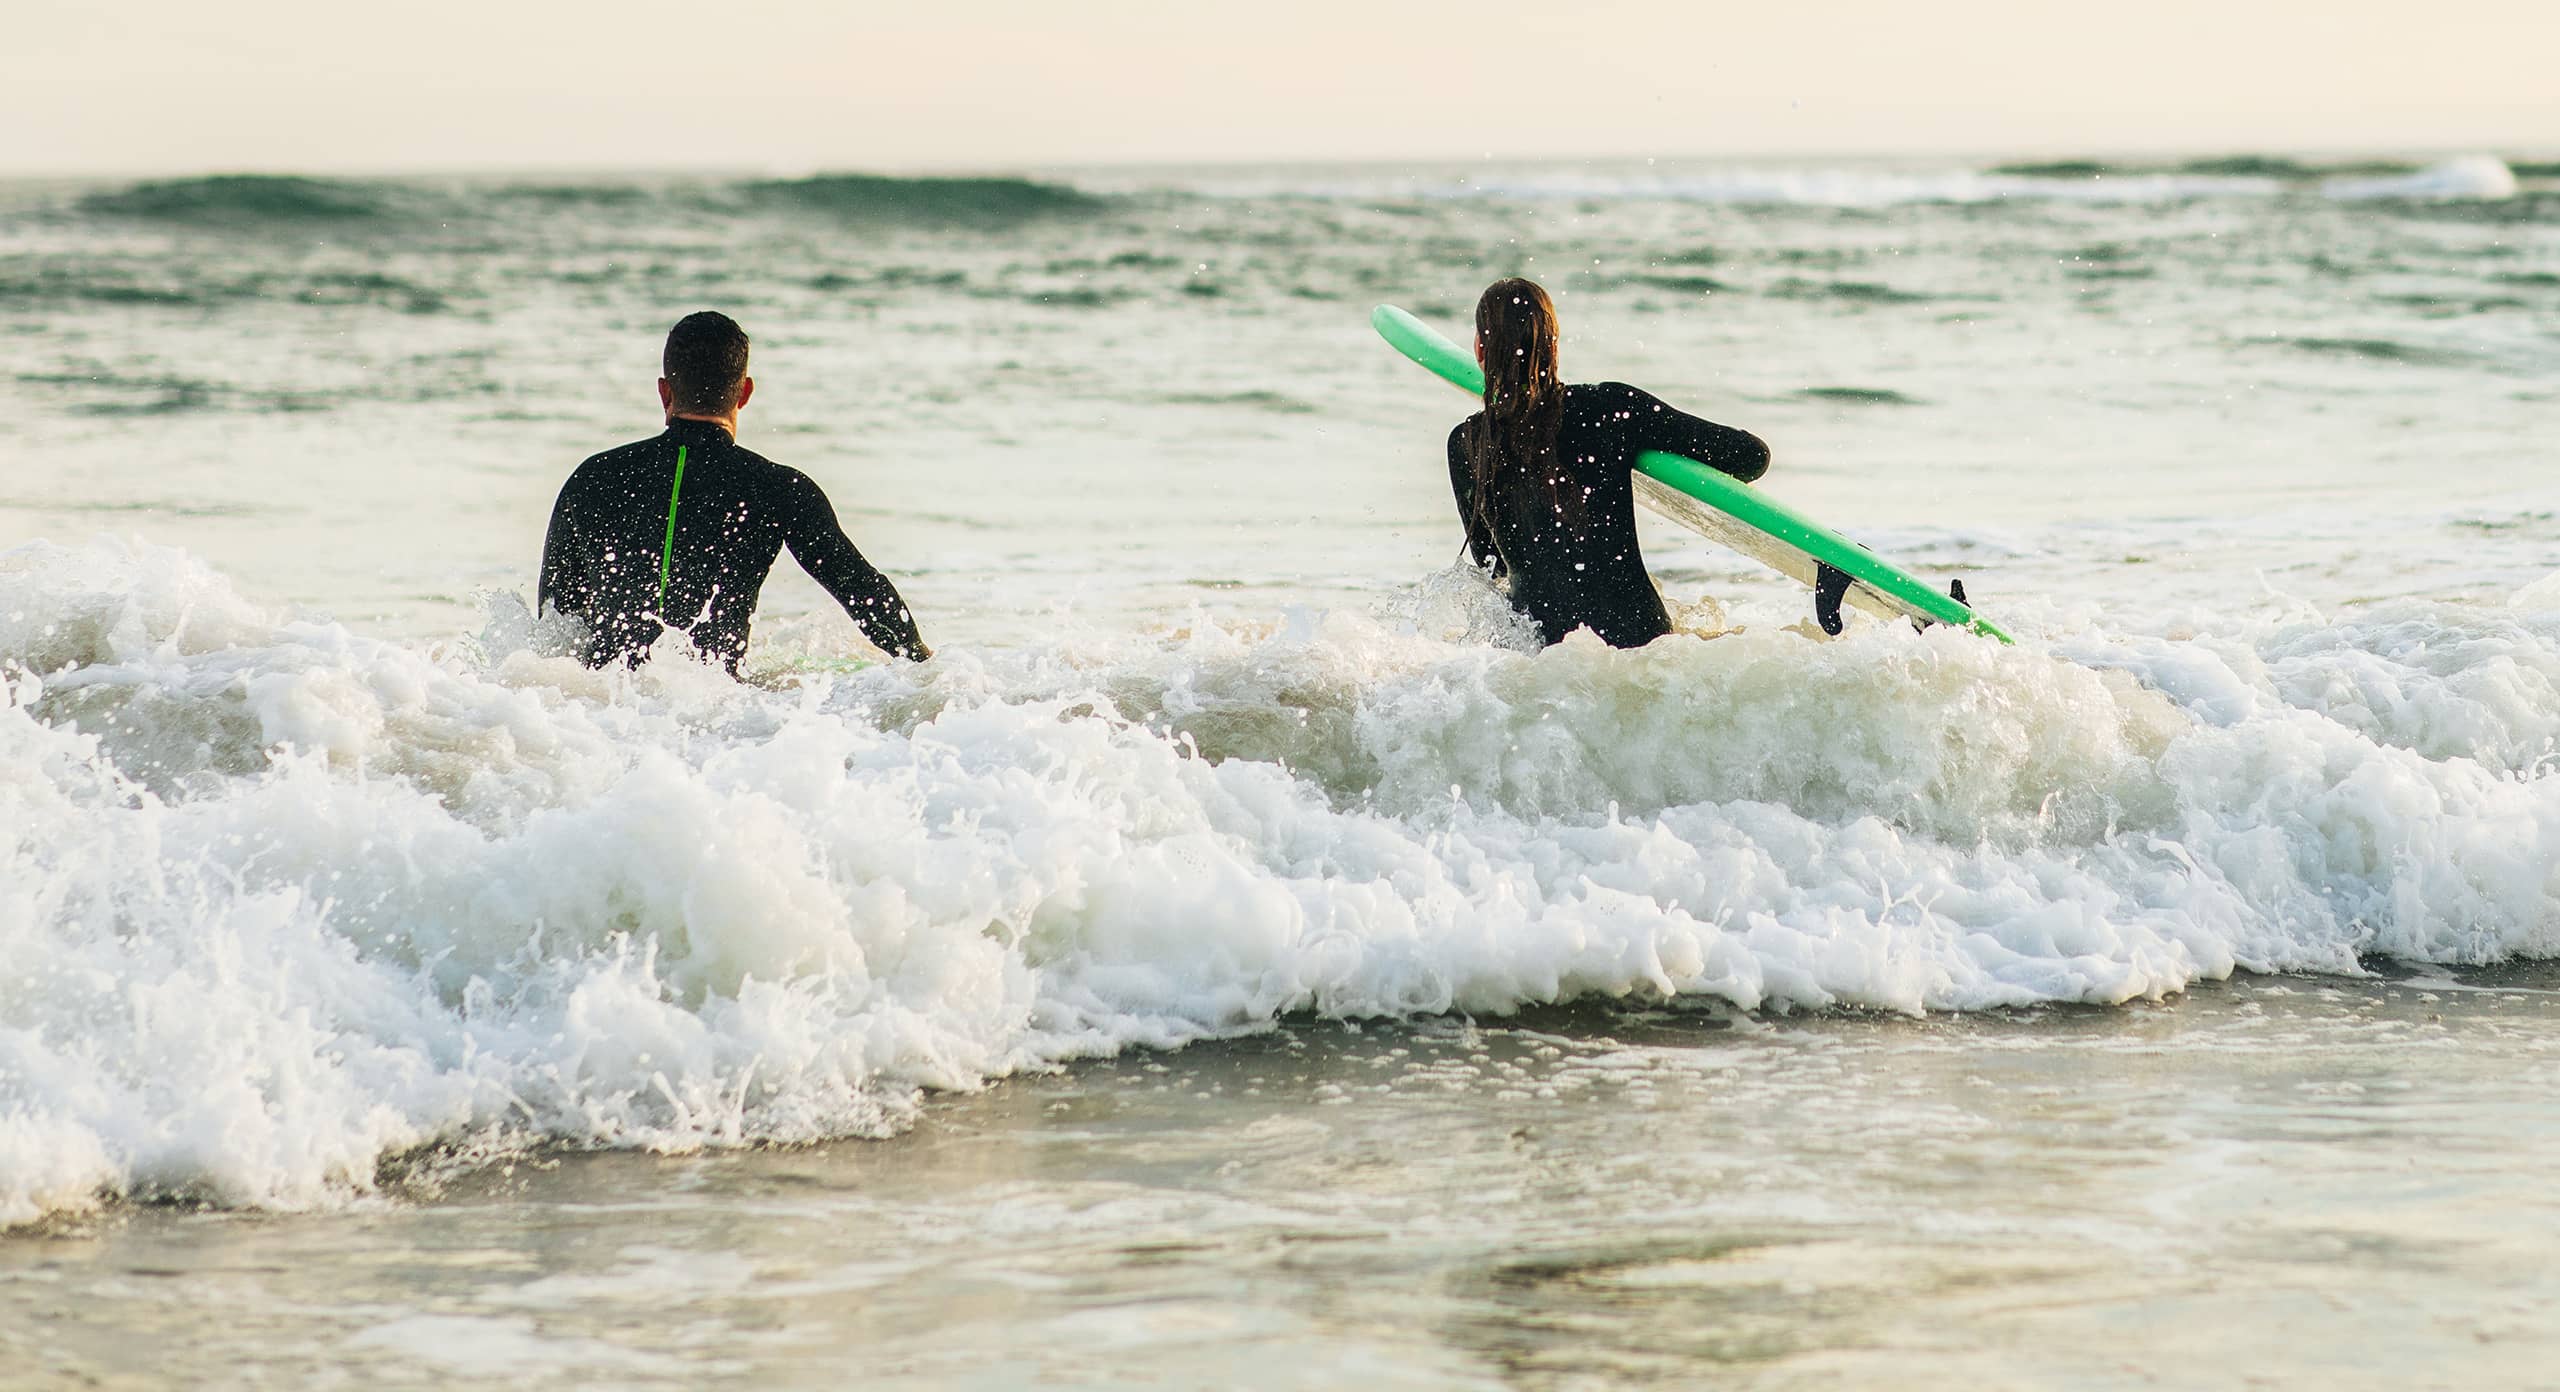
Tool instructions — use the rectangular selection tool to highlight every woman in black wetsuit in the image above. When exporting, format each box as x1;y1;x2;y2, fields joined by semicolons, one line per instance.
1448;278;1770;648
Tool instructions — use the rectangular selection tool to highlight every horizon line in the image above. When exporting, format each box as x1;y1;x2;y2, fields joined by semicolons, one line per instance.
3;142;2555;184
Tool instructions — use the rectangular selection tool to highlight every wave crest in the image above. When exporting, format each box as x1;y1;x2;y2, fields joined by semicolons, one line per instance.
2324;156;2519;202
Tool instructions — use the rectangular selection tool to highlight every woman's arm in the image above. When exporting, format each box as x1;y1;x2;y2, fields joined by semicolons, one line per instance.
1605;382;1769;482
1446;422;1504;576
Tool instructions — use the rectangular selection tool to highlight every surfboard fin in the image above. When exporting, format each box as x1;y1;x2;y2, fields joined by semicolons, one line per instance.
1905;577;1972;635
1813;563;1851;636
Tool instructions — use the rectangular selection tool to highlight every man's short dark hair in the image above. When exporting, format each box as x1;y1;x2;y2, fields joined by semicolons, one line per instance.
663;311;750;414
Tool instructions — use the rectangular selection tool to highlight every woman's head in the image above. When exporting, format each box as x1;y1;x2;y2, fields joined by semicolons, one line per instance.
1465;277;1579;554
1474;277;1559;410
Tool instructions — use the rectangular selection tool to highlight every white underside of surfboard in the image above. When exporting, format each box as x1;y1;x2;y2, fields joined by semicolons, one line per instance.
1632;473;1916;626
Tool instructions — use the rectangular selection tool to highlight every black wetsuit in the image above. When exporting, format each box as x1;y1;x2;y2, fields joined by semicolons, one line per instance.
539;417;927;671
1448;382;1768;648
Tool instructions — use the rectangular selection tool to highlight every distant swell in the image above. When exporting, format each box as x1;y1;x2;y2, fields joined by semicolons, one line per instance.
1767;278;1941;305
1986;160;2116;179
1628;273;1733;296
78;175;395;225
741;173;1108;225
0;266;450;318
2270;336;2480;367
1982;155;2521;203
0;271;217;309
1990;156;2423;181
2174;155;2334;179
1795;386;1924;406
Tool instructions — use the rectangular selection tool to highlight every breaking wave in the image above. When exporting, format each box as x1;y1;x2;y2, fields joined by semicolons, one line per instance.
4;539;2559;1226
2323;156;2520;202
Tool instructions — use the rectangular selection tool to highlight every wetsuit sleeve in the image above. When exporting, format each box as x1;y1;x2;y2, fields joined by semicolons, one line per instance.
1608;383;1770;482
775;469;932;662
1446;422;1503;576
537;475;586;618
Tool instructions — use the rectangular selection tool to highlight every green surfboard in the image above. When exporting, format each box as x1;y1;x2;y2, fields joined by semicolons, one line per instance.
1373;305;2013;643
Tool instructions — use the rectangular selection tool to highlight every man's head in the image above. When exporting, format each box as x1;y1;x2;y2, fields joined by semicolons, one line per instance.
659;311;754;423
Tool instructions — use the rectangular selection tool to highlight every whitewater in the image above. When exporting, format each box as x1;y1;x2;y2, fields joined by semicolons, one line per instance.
8;528;2559;1222
3;153;2558;1387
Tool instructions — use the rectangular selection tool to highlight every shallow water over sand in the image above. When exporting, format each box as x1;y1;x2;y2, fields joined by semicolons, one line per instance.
14;967;2560;1390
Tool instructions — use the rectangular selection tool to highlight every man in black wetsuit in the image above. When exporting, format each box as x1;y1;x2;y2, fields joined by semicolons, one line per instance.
539;311;930;672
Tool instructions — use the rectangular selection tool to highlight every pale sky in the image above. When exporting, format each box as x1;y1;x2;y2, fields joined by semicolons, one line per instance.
8;0;2556;174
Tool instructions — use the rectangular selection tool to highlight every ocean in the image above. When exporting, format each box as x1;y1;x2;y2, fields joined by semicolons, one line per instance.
3;153;2558;1387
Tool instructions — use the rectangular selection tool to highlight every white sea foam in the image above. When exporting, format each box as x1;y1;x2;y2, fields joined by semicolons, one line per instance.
1147;157;2529;207
2323;156;2519;202
4;538;2558;1226
1135;165;2286;207
1450;169;2283;207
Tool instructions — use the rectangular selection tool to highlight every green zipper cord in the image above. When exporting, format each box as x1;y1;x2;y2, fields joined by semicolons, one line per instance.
656;444;688;607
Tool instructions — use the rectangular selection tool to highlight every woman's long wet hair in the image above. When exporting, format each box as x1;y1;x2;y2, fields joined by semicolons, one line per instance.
1466;278;1578;562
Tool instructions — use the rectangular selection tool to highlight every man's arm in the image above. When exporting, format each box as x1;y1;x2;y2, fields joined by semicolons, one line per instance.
1609;383;1770;482
537;477;586;618
775;469;932;662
